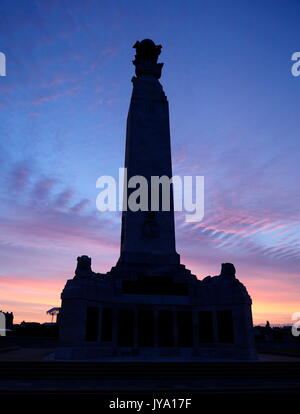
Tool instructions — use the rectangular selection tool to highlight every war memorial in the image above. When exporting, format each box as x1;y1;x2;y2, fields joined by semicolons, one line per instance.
56;39;256;360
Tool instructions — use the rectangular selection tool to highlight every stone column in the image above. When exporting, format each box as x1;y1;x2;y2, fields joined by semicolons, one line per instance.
173;308;178;348
112;306;118;354
212;309;218;343
154;308;159;348
193;310;199;349
133;307;138;352
98;307;102;343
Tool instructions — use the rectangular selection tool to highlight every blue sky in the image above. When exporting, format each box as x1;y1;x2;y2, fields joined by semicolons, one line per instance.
0;0;299;323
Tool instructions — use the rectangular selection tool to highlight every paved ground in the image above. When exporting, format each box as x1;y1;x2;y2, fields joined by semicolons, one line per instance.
0;347;54;361
258;353;300;361
1;347;300;361
0;355;299;408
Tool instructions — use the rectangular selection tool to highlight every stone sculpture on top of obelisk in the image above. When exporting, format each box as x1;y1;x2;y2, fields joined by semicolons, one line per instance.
118;39;180;266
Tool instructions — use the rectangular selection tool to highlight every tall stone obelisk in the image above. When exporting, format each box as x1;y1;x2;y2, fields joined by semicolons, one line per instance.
119;39;180;266
56;39;256;361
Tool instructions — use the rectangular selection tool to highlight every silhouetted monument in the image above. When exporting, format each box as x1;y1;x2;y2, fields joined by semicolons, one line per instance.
56;39;256;360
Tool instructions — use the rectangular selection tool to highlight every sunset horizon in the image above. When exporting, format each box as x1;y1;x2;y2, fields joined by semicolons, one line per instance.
1;0;299;329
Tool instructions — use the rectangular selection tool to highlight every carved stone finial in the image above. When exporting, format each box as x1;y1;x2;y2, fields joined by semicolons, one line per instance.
132;39;164;79
74;255;94;279
220;263;236;278
133;39;162;63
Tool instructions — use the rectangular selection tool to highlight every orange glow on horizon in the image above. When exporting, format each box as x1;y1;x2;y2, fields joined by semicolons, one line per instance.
1;274;299;326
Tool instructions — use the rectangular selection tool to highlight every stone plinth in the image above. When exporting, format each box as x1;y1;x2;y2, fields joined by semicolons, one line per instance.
56;260;256;360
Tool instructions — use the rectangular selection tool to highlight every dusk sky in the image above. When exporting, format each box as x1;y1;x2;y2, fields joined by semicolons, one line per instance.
0;0;299;325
